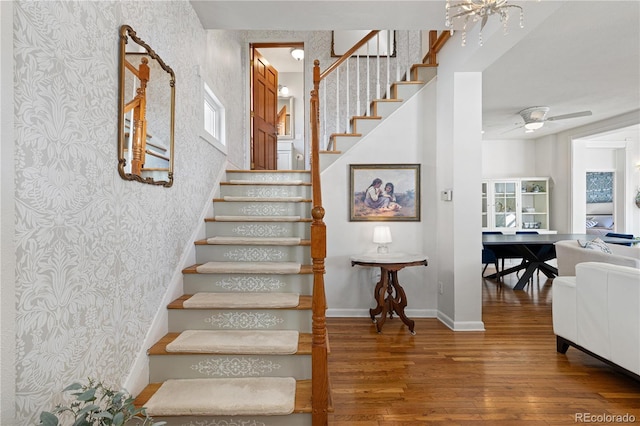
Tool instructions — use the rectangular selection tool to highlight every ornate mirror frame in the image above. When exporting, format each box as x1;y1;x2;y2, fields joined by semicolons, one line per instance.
117;25;175;187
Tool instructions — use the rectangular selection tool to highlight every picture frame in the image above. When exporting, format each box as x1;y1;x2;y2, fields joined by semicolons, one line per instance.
350;164;421;221
331;30;396;58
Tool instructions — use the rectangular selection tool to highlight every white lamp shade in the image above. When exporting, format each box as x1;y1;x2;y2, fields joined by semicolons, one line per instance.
373;226;392;244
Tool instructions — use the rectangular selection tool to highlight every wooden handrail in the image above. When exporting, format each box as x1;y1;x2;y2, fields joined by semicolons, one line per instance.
423;30;452;64
308;30;450;425
319;30;380;81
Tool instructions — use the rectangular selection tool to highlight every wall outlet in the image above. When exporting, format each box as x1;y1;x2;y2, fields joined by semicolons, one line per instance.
438;281;444;294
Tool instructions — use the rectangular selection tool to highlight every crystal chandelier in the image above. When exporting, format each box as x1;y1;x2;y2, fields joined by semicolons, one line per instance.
445;0;524;46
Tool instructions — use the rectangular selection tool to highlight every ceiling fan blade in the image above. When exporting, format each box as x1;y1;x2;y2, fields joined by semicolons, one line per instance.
546;110;592;121
500;123;524;134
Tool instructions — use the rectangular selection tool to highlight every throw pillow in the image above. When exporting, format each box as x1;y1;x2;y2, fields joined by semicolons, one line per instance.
584;237;612;254
585;220;598;228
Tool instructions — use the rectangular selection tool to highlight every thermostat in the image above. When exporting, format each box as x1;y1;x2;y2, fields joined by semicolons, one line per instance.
441;189;453;201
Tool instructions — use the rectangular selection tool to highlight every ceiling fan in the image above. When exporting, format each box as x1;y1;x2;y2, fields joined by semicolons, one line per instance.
516;106;593;133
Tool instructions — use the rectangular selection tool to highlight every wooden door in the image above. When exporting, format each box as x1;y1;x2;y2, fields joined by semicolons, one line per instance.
252;48;278;170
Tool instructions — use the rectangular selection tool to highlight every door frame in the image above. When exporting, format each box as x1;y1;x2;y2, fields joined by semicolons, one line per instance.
249;42;304;170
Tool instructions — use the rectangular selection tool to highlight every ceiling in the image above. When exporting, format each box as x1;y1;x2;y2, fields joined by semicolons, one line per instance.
191;1;640;141
256;47;304;73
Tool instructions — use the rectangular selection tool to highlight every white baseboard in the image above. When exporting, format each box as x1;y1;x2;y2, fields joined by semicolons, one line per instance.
437;311;485;331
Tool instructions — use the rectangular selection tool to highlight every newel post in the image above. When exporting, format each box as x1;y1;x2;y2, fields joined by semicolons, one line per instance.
310;58;329;425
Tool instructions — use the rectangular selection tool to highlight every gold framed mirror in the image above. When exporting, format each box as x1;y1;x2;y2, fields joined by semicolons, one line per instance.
118;25;175;187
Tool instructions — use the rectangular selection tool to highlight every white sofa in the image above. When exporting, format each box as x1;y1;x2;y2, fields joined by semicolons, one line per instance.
554;239;640;276
553;262;640;380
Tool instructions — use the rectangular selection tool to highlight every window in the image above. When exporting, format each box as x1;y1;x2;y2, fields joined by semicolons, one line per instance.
203;82;225;148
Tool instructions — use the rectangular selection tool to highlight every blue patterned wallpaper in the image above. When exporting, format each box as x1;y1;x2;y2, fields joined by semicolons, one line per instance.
586;172;614;203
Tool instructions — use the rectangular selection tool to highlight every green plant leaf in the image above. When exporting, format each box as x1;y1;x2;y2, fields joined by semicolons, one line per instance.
39;411;59;426
63;383;83;392
95;410;114;419
77;388;97;402
113;412;125;426
72;415;90;426
77;403;100;417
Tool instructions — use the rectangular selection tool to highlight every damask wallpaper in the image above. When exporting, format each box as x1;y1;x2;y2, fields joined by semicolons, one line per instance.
12;1;242;422
586;171;614;203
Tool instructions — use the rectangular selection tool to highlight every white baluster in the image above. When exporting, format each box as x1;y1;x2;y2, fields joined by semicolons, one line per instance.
322;81;327;149
396;30;401;83
386;30;391;98
356;53;360;117
376;32;380;100
346;57;350;132
366;42;370;114
406;30;411;81
336;67;340;133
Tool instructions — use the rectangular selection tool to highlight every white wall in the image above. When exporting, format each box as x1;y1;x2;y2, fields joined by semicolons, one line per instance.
482;114;640;236
482;139;537;178
0;2;16;424
322;81;439;318
530;111;640;235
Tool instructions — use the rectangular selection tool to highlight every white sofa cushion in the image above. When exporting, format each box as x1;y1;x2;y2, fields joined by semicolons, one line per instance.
552;276;577;343
555;239;640;276
553;262;640;376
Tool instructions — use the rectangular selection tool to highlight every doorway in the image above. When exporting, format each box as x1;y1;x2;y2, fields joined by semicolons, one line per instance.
250;43;304;170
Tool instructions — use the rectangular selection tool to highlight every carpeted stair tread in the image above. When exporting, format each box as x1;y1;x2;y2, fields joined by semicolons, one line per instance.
225;180;308;185
201;236;305;245
149;332;313;355
195;261;302;274
220;196;308;202
208;215;308;222
183;263;313;274
182;292;300;309
168;294;312;310
135;379;313;414
141;377;297;416
165;330;299;354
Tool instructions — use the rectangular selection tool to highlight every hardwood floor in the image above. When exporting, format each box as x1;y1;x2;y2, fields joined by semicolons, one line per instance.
326;272;640;425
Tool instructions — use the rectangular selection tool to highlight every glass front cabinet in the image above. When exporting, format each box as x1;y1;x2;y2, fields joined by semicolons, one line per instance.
482;177;550;232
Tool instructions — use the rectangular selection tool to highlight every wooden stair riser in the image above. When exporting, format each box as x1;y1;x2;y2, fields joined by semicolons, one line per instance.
330;135;361;152
195;244;310;264
148;414;312;426
412;64;438;82
183;273;312;294
351;117;382;136
219;184;311;198
149;354;311;381
213;201;311;217
225;171;310;182
371;99;404;118
205;220;311;239
319;152;341;171
391;81;424;99
168;309;312;332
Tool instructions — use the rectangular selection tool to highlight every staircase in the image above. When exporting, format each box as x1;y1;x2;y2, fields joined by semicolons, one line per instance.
319;63;437;171
135;170;318;425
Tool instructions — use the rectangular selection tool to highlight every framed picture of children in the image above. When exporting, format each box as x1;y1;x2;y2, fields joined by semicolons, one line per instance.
350;164;421;221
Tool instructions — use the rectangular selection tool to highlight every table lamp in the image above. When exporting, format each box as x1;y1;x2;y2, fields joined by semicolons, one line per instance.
373;226;392;254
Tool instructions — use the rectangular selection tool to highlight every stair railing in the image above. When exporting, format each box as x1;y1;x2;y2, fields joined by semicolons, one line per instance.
308;30;450;424
316;30;451;152
308;30;382;426
309;86;328;424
